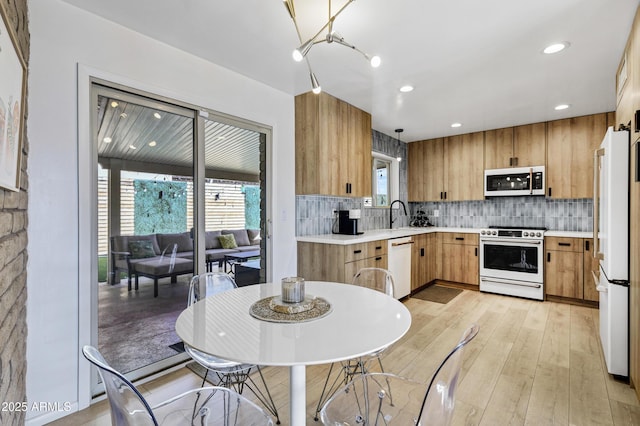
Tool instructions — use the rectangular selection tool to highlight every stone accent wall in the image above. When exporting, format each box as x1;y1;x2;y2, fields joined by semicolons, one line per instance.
0;0;29;425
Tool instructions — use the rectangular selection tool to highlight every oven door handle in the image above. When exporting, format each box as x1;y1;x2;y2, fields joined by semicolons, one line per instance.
480;277;542;288
481;239;541;245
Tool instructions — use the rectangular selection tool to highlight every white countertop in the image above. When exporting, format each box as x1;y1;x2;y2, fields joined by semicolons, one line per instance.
297;227;592;244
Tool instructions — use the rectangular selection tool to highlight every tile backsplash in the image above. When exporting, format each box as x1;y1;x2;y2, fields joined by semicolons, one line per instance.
296;195;592;236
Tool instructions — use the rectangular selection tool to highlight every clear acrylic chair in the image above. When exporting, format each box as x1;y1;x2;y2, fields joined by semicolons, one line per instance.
82;345;273;426
185;272;280;424
320;323;479;426
313;267;396;421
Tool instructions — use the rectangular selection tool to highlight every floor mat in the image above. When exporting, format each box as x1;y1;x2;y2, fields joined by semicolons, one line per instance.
413;285;463;304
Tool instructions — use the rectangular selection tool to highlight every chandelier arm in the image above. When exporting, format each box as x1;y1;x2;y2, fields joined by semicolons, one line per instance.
302;0;355;47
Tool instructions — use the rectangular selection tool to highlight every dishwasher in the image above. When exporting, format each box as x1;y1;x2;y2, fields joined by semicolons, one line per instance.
387;236;413;299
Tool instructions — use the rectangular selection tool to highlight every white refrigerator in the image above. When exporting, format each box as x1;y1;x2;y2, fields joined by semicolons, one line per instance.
594;126;629;377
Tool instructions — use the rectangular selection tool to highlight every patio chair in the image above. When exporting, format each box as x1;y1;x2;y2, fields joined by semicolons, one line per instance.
184;272;281;424
82;345;273;425
313;267;395;421
319;323;480;425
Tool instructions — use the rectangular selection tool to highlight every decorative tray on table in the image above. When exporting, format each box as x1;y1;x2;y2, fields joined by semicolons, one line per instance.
249;295;332;323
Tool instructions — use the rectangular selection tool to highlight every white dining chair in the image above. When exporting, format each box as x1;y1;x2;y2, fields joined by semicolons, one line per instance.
83;345;273;425
320;323;480;425
184;272;280;424
314;267;396;421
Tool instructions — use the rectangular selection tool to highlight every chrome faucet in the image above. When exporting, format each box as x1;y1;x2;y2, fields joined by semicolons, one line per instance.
389;199;408;229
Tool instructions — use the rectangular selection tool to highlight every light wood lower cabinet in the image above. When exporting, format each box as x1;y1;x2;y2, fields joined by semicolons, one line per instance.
297;240;387;284
544;236;598;303
411;233;439;290
439;233;479;287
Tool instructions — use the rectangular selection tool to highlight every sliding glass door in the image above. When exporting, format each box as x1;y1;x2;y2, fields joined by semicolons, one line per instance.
90;82;269;394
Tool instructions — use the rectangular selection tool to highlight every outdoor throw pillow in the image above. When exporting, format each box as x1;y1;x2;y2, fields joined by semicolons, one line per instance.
128;240;156;259
218;234;238;249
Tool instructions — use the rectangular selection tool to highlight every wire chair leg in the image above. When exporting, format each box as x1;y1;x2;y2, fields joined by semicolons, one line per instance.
243;366;281;424
376;355;394;407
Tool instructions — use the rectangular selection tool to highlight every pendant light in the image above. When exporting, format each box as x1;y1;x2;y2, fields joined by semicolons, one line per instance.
395;128;403;162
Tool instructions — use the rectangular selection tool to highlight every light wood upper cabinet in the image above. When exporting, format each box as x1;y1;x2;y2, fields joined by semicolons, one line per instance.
295;91;371;197
408;138;444;201
484;127;514;170
546;113;607;199
484;123;546;170
444;132;484;201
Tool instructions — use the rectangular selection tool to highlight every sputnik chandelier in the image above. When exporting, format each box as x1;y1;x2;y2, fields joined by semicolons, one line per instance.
282;0;381;94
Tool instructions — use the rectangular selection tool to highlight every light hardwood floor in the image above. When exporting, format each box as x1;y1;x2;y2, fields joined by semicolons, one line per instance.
50;289;640;425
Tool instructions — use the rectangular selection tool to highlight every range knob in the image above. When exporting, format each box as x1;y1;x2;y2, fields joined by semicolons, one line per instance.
523;231;529;237
536;232;542;237
481;230;486;235
492;230;498;235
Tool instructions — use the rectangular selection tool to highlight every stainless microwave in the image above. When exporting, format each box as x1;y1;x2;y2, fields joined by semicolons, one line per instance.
484;166;545;197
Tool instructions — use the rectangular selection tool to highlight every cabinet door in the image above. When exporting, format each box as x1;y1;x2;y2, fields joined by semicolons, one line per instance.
545;250;583;298
445;132;484;201
348;104;372;197
513;122;546;167
484;127;514;170
408;141;426;201
441;243;479;286
583;238;600;302
344;259;368;284
411;234;429;290
546;113;607;199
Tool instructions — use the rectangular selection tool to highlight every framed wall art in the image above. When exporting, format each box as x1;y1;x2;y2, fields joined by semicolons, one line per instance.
0;4;26;192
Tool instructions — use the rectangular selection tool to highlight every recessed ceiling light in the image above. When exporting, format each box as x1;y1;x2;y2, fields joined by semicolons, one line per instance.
554;104;570;110
120;112;128;118
148;141;157;147
153;112;162;119
399;85;414;93
103;137;112;143
543;42;570;54
110;101;118;108
451;122;462;128
129;145;137;150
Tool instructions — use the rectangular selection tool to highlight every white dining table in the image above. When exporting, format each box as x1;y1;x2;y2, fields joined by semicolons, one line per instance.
175;281;412;426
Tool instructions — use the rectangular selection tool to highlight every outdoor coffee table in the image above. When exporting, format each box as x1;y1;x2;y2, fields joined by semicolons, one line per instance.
223;250;260;273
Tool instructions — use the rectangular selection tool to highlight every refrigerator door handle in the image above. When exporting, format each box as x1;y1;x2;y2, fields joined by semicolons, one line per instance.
593;148;605;260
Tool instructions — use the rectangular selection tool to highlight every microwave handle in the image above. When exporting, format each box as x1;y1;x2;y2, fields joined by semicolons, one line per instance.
529;168;533;195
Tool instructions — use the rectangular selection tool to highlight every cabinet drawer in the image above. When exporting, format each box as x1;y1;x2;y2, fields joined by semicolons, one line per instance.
545;237;581;252
344;243;370;262
368;240;387;256
440;232;479;245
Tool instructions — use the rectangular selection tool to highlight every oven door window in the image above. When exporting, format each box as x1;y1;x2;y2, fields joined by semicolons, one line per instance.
483;243;539;274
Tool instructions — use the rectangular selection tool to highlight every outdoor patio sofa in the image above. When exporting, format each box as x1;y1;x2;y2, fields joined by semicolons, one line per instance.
110;229;260;296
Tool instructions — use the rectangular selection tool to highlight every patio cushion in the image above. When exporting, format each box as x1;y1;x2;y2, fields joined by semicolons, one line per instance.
218;234;238;249
222;229;250;246
157;232;193;253
205;231;222;249
247;229;261;244
128;240;157;259
113;234;161;255
135;257;193;276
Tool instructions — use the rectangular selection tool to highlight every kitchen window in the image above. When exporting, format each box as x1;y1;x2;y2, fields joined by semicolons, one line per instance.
371;152;399;207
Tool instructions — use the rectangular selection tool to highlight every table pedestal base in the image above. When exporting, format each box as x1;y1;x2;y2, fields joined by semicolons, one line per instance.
290;365;306;425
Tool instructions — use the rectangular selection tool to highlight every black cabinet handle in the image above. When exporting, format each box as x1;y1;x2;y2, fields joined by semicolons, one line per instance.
558;242;571;247
375;246;382;250
548;187;552;197
585;240;590;251
353;250;362;254
514;157;518;166
420;248;425;256
444;192;447;200
509;157;513;166
547;252;551;262
375;256;382;261
440;192;443;199
475;247;478;256
455;237;464;241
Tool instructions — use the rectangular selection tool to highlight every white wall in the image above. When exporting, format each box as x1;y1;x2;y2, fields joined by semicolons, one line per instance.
25;1;296;423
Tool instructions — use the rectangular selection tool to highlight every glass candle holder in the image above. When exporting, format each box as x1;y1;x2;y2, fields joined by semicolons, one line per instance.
281;277;305;303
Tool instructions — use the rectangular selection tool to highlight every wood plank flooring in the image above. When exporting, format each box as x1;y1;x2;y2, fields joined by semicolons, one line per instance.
50;289;640;425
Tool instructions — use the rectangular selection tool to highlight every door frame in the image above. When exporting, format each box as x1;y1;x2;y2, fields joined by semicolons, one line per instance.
77;65;273;407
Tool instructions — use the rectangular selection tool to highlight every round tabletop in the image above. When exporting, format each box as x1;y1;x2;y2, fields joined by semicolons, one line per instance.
175;281;412;366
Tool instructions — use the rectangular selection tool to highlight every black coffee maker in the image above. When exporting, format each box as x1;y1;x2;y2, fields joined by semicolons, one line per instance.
337;210;363;235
